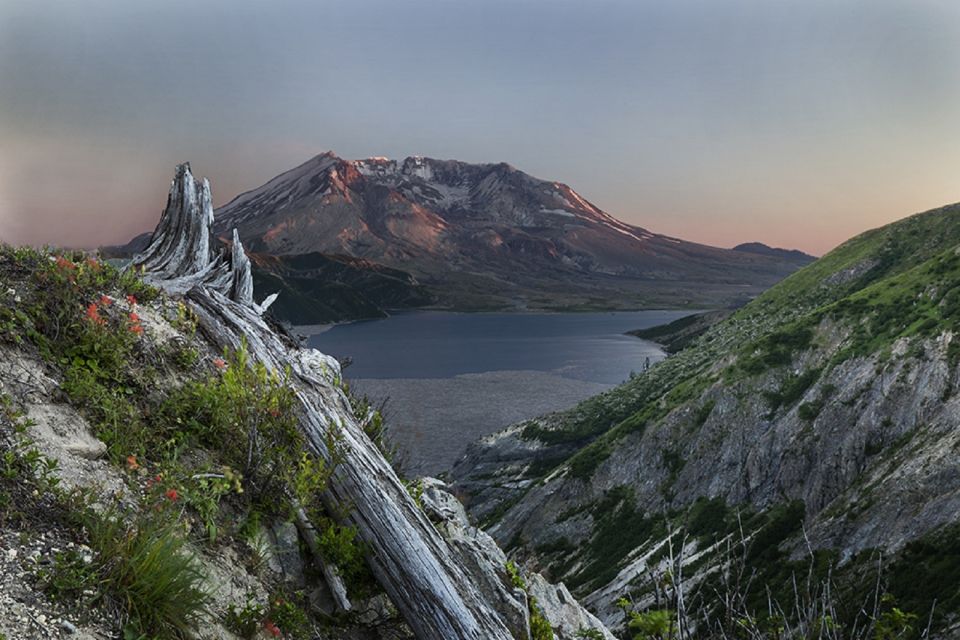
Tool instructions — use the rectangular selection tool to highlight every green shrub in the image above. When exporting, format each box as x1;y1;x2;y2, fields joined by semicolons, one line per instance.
764;368;821;412
685;497;731;540
504;562;554;640
529;597;554;640
740;323;814;375
567;441;612;480
627;608;676;640
61;362;146;462
160;343;314;504
36;549;99;605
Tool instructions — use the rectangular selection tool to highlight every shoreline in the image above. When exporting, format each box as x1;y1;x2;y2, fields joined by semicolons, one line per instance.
295;307;711;338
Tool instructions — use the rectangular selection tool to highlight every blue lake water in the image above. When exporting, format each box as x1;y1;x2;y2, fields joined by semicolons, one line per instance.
303;310;698;473
306;310;696;384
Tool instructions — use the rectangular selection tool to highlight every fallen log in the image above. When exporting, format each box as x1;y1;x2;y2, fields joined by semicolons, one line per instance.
130;163;519;639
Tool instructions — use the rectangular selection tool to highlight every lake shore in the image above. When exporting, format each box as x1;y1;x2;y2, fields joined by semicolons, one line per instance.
350;370;612;476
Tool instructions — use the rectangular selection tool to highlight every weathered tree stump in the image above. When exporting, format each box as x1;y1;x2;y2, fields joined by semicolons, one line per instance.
130;163;519;640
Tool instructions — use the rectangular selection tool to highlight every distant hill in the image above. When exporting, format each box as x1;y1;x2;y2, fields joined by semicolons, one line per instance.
214;152;811;311
733;241;816;263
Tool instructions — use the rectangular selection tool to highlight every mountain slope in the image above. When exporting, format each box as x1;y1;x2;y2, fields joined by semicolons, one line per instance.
452;201;960;634
215;153;813;310
248;251;433;324
102;234;432;324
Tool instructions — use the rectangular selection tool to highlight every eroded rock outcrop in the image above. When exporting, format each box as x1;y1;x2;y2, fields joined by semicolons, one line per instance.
419;477;615;640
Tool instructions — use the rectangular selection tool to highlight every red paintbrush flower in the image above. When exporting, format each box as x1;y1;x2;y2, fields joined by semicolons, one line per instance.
99;294;112;306
126;294;138;305
85;303;105;326
263;620;281;637
55;256;76;271
165;488;179;501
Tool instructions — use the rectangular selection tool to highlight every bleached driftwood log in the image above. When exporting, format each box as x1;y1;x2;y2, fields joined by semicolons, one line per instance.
130;164;519;640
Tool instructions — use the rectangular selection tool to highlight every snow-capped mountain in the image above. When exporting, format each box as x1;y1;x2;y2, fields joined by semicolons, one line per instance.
215;152;812;309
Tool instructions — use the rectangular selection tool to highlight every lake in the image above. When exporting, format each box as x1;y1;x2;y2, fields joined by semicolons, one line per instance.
304;310;694;475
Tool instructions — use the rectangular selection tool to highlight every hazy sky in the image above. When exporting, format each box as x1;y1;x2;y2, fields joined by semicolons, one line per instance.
1;0;958;255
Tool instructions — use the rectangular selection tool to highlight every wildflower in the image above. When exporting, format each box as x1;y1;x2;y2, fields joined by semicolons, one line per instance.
212;358;227;370
146;473;163;489
263;620;281;638
129;323;144;335
86;257;100;270
99;294;112;306
128;312;140;323
164;488;179;501
268;408;281;418
55;256;76;271
85;303;105;326
126;455;139;471
126;294;138;305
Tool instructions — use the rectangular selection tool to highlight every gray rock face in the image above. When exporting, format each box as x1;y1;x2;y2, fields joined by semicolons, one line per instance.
454;321;960;626
418;477;616;640
526;573;617;640
272;521;305;585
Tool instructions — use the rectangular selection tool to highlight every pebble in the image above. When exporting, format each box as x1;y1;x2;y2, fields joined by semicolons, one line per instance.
61;619;78;634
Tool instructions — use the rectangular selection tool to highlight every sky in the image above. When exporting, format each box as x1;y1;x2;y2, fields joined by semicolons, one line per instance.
1;0;958;256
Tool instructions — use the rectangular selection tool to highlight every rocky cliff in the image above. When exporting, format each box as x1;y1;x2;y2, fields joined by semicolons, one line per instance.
453;202;960;637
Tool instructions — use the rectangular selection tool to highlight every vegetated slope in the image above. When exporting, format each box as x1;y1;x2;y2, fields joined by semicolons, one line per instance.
453;202;960;635
248;251;433;324
0;242;612;639
626;309;733;354
215;152;813;310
